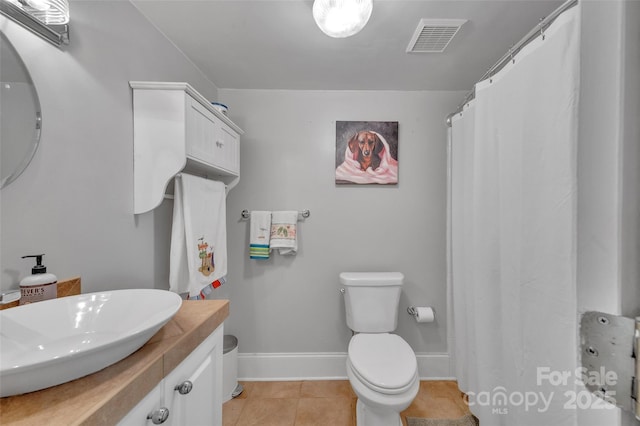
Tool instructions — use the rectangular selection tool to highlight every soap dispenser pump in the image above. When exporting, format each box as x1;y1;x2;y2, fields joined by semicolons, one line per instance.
19;254;57;305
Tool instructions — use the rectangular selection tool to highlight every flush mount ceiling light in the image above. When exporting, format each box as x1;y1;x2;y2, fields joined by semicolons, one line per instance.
0;0;70;45
313;0;373;38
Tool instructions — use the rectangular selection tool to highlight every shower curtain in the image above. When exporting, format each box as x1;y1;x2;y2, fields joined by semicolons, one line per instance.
450;5;580;425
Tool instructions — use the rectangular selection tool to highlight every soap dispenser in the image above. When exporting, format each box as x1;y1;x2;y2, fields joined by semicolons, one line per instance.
19;254;57;305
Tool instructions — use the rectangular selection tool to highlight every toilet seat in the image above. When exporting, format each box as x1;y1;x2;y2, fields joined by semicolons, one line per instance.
348;333;417;395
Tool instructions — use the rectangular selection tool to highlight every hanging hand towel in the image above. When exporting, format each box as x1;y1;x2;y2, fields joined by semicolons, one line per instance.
250;211;271;260
270;211;298;255
170;174;227;299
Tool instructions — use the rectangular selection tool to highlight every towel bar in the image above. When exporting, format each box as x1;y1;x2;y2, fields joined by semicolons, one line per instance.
241;209;310;220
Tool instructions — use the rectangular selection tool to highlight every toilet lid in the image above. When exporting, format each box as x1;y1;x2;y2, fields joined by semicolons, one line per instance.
348;333;417;392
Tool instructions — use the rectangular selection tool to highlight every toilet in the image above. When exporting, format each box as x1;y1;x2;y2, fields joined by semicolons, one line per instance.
340;272;419;426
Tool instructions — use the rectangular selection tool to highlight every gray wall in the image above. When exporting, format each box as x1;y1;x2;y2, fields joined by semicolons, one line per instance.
577;1;640;424
577;0;626;315
620;0;640;320
218;89;464;354
0;1;219;291
577;0;640;321
621;2;640;425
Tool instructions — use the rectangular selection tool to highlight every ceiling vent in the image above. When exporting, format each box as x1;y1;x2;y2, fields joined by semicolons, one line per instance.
406;19;467;53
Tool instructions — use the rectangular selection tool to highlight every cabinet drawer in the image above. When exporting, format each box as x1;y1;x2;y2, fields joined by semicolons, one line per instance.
185;96;239;175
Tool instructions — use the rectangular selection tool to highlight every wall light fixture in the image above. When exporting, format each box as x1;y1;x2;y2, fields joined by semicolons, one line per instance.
0;0;69;46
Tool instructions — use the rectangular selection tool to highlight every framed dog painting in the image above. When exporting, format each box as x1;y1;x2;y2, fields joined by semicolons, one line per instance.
335;121;399;185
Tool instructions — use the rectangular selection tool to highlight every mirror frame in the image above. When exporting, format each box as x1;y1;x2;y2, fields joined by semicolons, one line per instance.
0;32;42;188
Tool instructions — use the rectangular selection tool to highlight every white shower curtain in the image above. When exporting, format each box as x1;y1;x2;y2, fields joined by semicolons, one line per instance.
450;5;580;425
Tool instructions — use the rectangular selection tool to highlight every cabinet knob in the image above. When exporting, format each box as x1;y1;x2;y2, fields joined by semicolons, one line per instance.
174;380;193;395
147;407;170;424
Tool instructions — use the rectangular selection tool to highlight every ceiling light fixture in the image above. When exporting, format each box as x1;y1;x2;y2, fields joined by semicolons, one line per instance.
312;0;373;38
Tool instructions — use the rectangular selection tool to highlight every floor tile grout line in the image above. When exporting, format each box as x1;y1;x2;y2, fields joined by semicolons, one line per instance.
293;396;301;426
225;380;470;425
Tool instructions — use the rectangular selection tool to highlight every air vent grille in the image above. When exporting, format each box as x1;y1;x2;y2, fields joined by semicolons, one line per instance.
407;19;467;53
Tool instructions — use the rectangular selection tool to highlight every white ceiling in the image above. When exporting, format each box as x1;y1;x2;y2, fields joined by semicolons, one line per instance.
132;0;563;91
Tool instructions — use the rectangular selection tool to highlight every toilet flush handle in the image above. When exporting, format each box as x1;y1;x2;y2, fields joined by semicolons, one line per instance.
339;288;345;294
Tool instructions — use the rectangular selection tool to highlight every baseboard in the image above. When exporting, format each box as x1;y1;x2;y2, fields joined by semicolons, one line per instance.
237;352;453;381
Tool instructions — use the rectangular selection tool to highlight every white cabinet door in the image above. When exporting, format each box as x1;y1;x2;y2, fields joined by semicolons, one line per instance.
186;95;218;166
186;95;239;175
117;384;164;426
118;325;224;426
217;122;240;175
163;326;224;426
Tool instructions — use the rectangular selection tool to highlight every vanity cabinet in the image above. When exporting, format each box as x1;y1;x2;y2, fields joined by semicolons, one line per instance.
130;81;244;214
118;325;224;426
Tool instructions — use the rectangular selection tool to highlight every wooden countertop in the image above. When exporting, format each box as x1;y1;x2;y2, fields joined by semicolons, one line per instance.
0;299;229;425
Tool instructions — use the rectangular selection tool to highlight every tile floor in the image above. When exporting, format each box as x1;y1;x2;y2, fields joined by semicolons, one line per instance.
223;380;471;426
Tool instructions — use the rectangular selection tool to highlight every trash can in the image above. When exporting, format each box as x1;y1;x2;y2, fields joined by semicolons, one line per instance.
222;335;243;402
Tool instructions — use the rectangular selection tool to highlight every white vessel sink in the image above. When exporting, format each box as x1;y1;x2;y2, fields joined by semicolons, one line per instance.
0;289;183;397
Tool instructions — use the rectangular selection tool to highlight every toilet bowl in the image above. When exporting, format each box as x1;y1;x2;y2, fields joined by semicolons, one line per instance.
346;333;419;426
340;272;419;425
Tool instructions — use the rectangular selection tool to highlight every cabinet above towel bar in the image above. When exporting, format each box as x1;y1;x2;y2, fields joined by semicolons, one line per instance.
130;81;244;214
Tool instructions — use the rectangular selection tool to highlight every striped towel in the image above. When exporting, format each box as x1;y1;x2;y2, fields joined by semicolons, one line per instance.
250;211;271;260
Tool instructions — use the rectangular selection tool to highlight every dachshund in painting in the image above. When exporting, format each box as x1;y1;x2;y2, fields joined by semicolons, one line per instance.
348;131;383;171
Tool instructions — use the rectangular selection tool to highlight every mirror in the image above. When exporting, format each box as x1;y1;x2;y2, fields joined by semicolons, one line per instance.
0;32;41;188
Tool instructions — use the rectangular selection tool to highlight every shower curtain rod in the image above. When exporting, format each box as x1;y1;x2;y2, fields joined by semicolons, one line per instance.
445;0;579;127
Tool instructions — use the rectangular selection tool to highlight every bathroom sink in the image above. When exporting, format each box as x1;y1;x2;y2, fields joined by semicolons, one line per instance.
0;289;183;397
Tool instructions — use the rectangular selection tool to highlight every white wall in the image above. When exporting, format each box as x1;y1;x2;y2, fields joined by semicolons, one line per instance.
0;1;219;292
218;89;464;378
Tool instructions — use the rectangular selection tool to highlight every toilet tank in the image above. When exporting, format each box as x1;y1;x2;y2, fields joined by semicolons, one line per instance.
340;272;404;333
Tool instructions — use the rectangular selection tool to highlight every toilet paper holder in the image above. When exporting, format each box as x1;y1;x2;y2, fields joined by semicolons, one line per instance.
407;306;435;317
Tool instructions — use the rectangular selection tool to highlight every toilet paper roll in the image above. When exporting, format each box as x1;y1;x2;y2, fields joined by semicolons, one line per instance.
413;307;435;323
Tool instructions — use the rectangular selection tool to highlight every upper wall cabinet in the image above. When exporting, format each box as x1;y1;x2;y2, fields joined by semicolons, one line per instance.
130;81;243;214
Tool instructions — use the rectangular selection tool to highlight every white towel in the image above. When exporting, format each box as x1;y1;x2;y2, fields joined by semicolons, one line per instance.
270;211;298;255
169;174;227;298
250;211;271;260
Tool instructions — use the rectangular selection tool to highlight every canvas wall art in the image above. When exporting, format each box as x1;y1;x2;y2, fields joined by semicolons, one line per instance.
335;121;399;185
